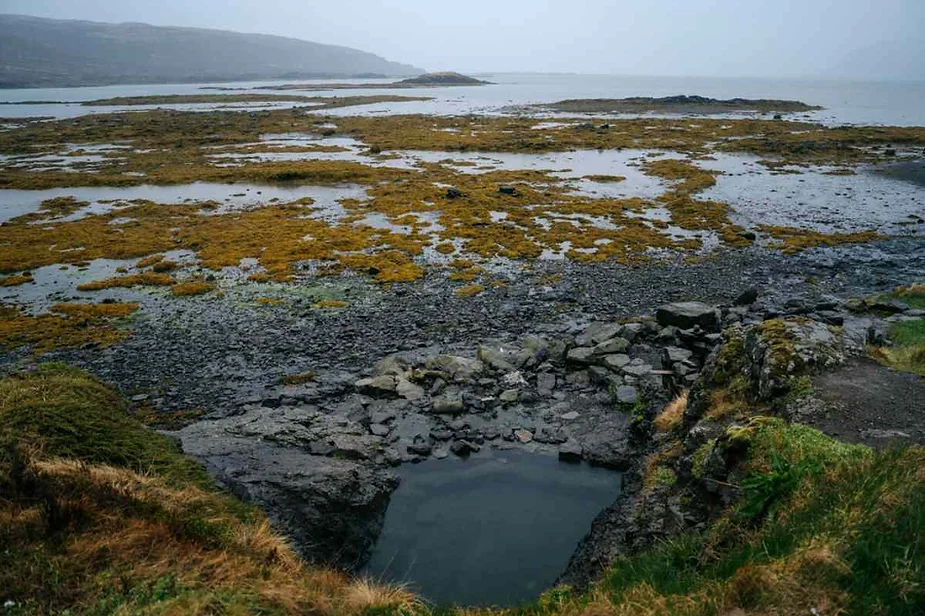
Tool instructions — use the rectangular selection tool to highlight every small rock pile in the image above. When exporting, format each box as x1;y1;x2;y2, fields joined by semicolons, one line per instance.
346;300;739;468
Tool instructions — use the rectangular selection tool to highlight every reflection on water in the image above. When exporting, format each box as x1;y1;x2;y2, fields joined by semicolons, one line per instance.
699;153;925;234
363;449;621;607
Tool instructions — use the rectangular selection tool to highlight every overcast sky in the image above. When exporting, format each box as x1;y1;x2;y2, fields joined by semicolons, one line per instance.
2;0;923;80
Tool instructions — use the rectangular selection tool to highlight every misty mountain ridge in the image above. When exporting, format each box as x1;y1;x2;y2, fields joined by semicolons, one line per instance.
0;14;423;88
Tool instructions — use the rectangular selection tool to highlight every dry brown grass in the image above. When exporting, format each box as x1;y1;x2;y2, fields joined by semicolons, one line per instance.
0;302;138;354
2;450;424;616
77;272;175;291
170;280;216;297
654;391;689;433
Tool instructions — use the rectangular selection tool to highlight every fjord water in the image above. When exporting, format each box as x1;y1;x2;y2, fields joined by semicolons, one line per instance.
363;450;621;607
3;73;925;126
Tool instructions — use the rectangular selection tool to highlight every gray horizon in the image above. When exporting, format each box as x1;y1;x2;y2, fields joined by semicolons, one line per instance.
1;0;923;81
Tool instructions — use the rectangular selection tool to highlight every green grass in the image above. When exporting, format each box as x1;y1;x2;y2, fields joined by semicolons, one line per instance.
890;319;925;347
877;283;925;310
871;319;925;375
0;364;422;616
495;420;922;616
0;362;208;487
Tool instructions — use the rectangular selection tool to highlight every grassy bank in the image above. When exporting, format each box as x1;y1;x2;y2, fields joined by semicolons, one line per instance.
1;365;922;615
507;420;923;616
0;364;419;615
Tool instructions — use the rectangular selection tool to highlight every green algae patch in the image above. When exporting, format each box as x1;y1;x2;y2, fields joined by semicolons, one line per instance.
583;174;627;183
281;371;318;386
0;108;917;287
455;284;485;298
2;109;922;179
643;158;721;194
0;273;32;287
313;299;348;309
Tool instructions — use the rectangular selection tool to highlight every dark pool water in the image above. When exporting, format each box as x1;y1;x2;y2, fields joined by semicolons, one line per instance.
362;449;621;608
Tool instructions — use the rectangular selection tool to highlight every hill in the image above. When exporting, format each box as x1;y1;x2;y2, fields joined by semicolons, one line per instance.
0;14;422;88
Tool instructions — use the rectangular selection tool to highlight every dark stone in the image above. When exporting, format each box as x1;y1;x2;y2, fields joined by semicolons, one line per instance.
450;439;481;456
408;435;433;456
558;440;584;462
176;434;397;571
733;288;759;306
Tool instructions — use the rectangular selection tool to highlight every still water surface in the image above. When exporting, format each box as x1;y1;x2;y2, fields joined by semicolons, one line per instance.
363;449;621;607
2;73;925;126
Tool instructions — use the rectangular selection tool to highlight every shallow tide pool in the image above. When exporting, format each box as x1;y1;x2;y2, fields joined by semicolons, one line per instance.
363;449;621;608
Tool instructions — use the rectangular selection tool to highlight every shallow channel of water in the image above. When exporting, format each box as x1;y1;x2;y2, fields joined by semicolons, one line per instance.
363;449;621;608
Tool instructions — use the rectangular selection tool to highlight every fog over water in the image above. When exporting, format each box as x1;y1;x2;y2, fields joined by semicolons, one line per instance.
2;0;923;81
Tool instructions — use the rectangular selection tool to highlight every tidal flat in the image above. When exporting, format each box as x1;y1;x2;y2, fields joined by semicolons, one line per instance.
1;88;924;610
0;92;923;409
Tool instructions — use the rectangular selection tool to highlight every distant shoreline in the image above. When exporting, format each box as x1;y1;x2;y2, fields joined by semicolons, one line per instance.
0;73;415;91
540;95;823;115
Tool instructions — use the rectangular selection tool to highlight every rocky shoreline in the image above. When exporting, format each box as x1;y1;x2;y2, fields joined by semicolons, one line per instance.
113;239;920;579
22;238;919;415
1;237;921;587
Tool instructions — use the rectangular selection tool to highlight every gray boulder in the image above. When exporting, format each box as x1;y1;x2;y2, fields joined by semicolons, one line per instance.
395;378;424;401
656;302;721;332
602;354;631;370
576;322;623;347
424;355;484;381
432;395;466;415
537;372;557;395
373;356;410;377
355;375;398;397
614;385;639;405
567;347;596;365
558;440;584;462
592;337;631;356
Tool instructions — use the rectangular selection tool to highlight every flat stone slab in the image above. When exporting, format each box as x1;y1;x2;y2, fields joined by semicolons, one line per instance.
656;301;720;332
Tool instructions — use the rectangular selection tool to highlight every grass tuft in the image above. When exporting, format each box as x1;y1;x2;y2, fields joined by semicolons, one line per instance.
654;391;688;433
171;280;216;297
77;272;175;291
